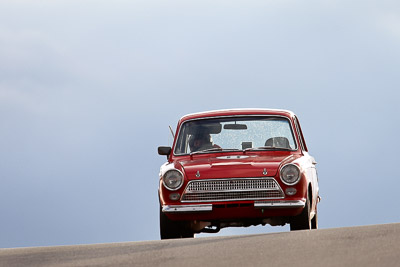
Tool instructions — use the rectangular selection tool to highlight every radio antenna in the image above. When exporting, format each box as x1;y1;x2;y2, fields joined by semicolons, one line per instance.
169;126;175;139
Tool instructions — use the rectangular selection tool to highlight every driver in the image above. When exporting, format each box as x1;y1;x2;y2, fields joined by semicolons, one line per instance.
189;133;215;152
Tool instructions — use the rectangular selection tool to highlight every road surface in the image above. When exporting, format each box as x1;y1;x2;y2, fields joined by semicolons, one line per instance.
1;223;399;266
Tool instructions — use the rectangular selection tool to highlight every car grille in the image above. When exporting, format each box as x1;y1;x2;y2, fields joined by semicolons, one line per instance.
181;178;284;202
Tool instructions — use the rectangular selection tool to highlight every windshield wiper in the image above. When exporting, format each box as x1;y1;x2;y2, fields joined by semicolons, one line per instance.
244;146;292;152
190;148;240;155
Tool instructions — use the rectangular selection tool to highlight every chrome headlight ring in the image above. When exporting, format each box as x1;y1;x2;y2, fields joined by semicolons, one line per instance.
280;164;301;185
162;169;184;191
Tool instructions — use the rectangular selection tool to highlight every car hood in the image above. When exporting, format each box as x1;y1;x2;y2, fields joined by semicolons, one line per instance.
178;154;295;180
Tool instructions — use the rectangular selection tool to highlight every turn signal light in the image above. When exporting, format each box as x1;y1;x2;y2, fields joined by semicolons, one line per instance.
169;193;180;201
285;187;297;196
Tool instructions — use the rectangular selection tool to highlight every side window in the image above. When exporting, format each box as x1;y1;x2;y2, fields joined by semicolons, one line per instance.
294;116;308;152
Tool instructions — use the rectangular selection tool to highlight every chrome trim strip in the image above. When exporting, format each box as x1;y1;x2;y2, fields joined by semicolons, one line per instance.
162;204;213;213
254;200;305;208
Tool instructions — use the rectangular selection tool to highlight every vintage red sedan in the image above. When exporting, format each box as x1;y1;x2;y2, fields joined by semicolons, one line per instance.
158;109;319;239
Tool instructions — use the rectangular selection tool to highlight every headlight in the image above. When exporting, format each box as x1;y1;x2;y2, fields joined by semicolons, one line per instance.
280;164;301;185
162;169;184;191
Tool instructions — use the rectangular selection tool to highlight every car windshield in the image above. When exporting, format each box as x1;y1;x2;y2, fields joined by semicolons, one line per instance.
174;116;297;155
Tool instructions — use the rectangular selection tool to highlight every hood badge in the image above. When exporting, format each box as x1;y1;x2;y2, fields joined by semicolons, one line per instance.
263;168;268;176
196;171;201;178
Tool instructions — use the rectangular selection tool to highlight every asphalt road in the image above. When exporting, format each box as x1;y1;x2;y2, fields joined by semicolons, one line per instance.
1;223;399;267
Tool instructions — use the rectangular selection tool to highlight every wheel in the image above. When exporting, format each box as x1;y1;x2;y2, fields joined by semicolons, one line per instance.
311;204;318;229
159;204;194;239
160;204;181;239
181;229;195;238
290;194;311;231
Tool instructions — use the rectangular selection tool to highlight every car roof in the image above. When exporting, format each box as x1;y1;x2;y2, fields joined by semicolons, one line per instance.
179;108;296;123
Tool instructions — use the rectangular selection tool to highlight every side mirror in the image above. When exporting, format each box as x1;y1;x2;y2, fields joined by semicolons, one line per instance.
158;146;172;156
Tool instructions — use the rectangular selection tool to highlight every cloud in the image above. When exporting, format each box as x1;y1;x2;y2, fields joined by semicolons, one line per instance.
377;12;400;42
0;26;79;89
0;85;42;113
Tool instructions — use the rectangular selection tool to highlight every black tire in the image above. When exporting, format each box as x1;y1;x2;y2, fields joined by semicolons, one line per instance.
181;229;195;238
311;204;318;229
290;194;311;231
159;205;194;239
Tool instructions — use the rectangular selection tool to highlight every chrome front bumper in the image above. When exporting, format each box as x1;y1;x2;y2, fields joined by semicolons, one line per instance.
162;204;213;213
162;200;305;213
254;200;305;208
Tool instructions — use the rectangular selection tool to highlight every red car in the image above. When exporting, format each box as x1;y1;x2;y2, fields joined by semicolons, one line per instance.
158;109;319;239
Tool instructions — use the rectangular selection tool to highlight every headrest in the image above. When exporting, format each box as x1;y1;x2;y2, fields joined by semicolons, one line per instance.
265;137;290;149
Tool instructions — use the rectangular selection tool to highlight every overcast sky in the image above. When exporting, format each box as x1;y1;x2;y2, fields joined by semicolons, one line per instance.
1;0;400;248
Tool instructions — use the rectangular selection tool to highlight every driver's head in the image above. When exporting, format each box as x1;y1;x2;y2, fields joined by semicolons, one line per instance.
189;133;211;152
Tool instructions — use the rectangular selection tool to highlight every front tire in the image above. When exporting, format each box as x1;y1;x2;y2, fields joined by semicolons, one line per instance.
311;204;318;229
290;194;311;231
159;204;194;239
